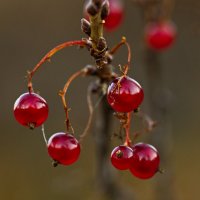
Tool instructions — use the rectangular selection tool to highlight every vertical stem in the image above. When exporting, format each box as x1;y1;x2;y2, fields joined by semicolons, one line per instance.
124;112;132;146
90;14;104;48
144;48;176;200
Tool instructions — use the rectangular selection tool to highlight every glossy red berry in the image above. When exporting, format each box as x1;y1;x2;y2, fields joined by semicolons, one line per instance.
107;76;144;113
14;92;48;129
104;0;124;31
145;21;176;50
47;132;80;166
129;143;160;179
111;145;133;170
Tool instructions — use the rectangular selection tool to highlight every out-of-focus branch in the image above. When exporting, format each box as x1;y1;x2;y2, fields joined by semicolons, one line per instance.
144;47;176;200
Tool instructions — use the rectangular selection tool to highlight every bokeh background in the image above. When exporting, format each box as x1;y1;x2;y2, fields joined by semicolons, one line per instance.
0;0;200;200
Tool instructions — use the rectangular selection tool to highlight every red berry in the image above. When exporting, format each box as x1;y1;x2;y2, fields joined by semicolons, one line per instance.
104;0;124;31
111;145;133;170
14;92;48;129
47;132;80;166
129;143;160;179
107;76;144;112
145;21;176;50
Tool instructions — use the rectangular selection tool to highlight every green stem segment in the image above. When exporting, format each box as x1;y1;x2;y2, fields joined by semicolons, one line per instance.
89;11;104;48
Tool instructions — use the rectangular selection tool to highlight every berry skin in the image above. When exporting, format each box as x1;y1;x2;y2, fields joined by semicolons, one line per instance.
14;92;48;129
145;21;176;50
104;0;124;31
111;145;133;170
107;76;144;113
129;143;160;179
47;132;80;166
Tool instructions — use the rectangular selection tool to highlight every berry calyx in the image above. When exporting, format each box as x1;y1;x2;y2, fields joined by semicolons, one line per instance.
144;21;176;50
111;145;133;170
104;0;124;31
14;92;49;129
107;76;144;113
47;132;80;166
129;143;160;179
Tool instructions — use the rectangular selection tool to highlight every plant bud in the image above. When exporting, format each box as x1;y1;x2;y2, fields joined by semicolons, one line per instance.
92;0;102;9
97;37;107;51
86;1;99;16
81;18;91;36
101;0;110;20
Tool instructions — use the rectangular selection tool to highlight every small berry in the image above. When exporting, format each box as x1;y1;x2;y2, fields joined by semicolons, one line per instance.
14;92;48;129
107;76;144;113
47;132;80;166
111;145;133;170
129;143;160;179
145;21;176;50
104;0;124;31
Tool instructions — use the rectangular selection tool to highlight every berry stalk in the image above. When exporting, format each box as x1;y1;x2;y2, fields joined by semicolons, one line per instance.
109;37;132;75
124;112;132;146
59;68;88;132
27;40;86;92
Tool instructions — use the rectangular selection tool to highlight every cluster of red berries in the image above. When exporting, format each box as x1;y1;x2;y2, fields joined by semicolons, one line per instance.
107;75;160;179
13;0;169;179
111;143;160;179
13;73;159;179
13;92;80;166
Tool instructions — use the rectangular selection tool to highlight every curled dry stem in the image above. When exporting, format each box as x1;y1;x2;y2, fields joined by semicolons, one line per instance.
27;40;87;92
109;36;132;76
79;84;94;143
132;110;157;142
59;68;89;132
79;82;106;143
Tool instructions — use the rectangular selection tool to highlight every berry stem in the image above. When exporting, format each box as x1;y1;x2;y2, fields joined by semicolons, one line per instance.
109;37;132;75
124;112;132;146
41;124;48;145
59;68;88;132
109;36;127;55
79;83;94;142
27;40;86;92
79;83;105;143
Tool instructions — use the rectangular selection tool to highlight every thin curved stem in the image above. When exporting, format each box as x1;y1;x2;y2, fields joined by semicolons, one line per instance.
109;37;132;75
59;68;87;132
79;84;94;142
27;40;87;92
79;83;105;143
130;110;157;143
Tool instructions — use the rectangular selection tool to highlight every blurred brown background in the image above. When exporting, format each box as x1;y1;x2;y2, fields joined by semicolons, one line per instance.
0;0;200;200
